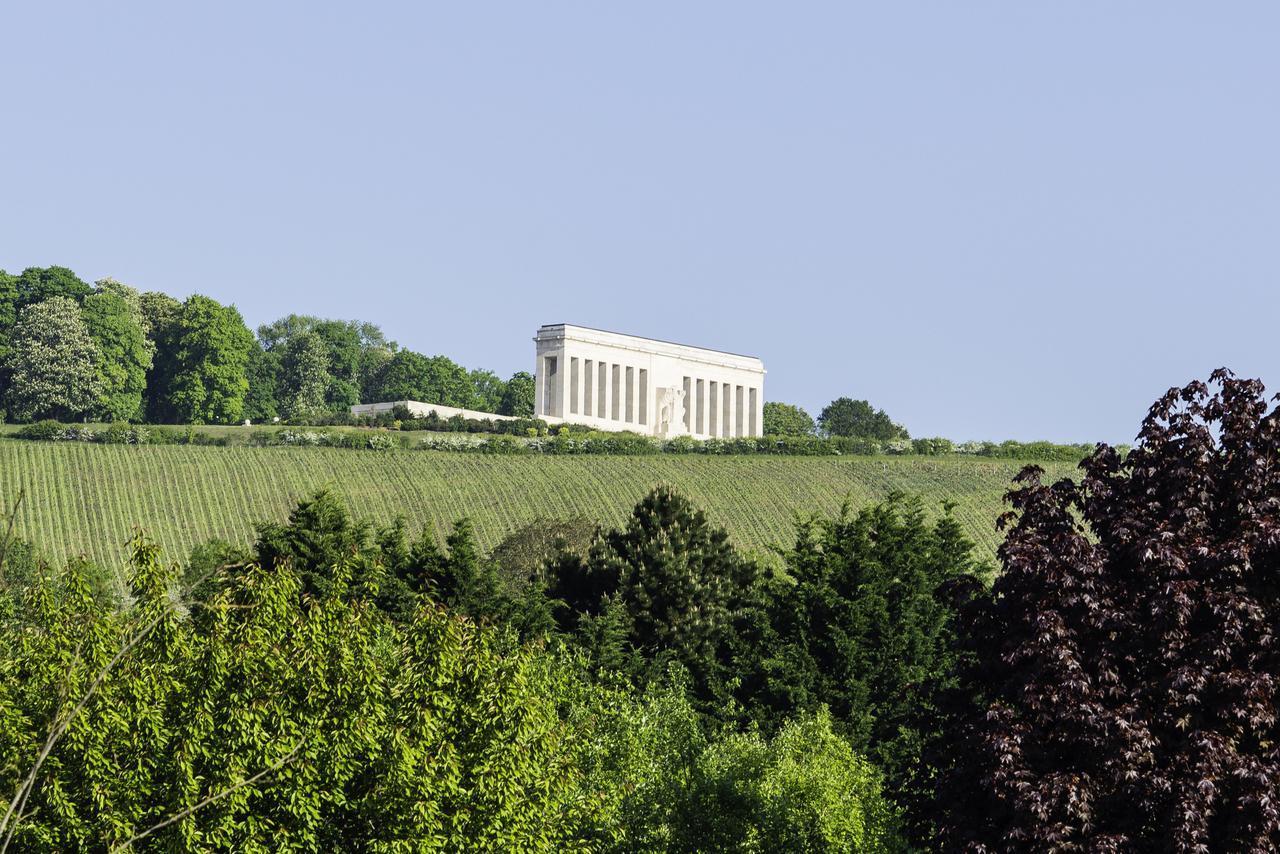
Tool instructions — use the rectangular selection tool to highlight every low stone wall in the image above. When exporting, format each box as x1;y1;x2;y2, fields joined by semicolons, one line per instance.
349;401;520;422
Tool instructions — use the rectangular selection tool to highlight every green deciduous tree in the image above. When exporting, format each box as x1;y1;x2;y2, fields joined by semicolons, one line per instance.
818;396;909;440
243;341;280;423
581;680;900;852
0;532;612;851
366;350;473;407
259;315;391;410
2;297;103;422
762;401;815;436
0;271;17;404
498;371;536;417
468;369;506;414
13;265;92;308
139;292;183;422
82;286;153;422
277;332;331;421
165;296;254;424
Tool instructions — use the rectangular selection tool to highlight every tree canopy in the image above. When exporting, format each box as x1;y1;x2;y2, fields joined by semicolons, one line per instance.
164;296;255;424
762;401;815;436
82;284;153;421
934;370;1280;850
818;397;909;440
2;297;103;422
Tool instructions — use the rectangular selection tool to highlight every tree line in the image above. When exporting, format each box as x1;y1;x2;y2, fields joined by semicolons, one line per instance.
0;266;535;425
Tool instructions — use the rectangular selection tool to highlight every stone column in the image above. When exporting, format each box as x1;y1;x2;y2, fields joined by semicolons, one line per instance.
735;385;744;437
601;363;613;421
722;384;732;438
627;367;638;424
534;360;546;419
687;379;697;435
554;349;570;418
708;382;719;437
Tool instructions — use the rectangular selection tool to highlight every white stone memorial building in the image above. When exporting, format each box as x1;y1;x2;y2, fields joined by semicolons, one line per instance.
533;324;766;438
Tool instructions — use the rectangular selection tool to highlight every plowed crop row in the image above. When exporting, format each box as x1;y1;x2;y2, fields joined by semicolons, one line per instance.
0;441;1079;572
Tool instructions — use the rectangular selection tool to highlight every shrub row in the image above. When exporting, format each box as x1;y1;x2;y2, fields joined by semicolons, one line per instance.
13;420;1100;461
306;407;551;436
16;421;233;446
14;421;407;450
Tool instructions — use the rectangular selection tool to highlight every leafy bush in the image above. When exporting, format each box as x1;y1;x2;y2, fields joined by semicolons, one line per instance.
582;681;900;851
0;535;617;851
16;419;69;441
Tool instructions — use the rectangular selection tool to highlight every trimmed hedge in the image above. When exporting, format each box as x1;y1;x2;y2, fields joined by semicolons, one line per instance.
10;420;1102;462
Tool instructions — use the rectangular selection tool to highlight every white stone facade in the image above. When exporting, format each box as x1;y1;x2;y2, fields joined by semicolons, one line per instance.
534;324;766;438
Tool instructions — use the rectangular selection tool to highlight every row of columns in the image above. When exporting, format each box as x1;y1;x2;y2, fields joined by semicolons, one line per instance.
682;376;759;438
564;356;648;426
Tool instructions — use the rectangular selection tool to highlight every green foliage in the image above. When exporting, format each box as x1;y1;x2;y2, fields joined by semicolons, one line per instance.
243;342;279;423
258;315;383;411
368;350;474;407
469;368;506;414
165;296;255;424
547;486;763;715
818;397;909;441
13;265;91;307
277;332;331;421
0;533;611;851
498;370;536;417
762;401;815;436
0;271;17;389
581;681;899;852
2;297;103;422
139;291;183;421
82;287;153;421
758;494;982;846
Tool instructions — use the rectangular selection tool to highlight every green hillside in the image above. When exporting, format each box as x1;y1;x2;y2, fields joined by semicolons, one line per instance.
0;440;1081;572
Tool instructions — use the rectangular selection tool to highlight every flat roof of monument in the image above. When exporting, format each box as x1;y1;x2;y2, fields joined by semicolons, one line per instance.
535;323;762;363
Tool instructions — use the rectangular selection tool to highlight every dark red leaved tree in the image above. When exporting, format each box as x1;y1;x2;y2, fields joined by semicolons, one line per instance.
936;370;1280;852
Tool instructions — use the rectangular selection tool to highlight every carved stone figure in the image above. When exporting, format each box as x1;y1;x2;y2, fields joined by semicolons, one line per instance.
657;387;686;437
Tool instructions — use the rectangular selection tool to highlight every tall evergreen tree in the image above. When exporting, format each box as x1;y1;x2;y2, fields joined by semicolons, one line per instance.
547;485;761;713
760;493;982;847
2;297;103;421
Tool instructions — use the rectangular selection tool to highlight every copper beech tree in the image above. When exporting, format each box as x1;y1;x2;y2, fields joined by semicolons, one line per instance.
936;370;1280;851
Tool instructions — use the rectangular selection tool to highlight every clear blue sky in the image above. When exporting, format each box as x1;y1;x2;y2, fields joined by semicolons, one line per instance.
3;3;1276;443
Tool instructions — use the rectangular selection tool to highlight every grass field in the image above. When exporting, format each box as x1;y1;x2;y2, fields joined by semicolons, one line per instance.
0;438;1081;573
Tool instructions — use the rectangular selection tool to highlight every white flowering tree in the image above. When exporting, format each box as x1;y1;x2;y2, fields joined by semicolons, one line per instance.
2;296;103;422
